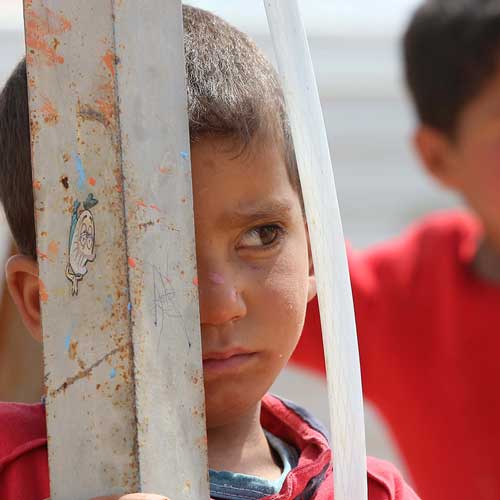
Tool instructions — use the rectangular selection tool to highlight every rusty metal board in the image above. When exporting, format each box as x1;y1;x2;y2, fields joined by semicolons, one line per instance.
23;1;209;498
264;1;368;499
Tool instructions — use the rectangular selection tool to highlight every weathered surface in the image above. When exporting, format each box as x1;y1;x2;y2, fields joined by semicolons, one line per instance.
24;1;208;498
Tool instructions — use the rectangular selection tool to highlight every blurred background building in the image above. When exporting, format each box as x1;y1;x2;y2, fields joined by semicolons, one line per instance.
0;0;463;485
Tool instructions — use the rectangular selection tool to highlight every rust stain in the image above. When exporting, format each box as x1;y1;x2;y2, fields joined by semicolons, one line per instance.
95;98;115;125
102;49;116;77
138;220;154;231
78;103;110;129
48;240;60;259
39;279;49;303
33;179;41;190
24;5;71;67
60;175;69;189
49;344;127;397
30;119;40;144
40;98;59;124
68;340;78;360
62;152;70;163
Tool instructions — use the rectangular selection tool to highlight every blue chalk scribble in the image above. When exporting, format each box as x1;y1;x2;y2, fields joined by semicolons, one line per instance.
64;334;71;352
180;151;189;160
109;367;116;379
72;153;86;191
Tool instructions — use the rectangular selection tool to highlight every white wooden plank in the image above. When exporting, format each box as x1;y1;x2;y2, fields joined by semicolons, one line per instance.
23;1;209;498
264;2;368;500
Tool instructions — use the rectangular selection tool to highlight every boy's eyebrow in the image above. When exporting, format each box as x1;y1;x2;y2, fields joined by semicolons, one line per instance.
218;199;294;227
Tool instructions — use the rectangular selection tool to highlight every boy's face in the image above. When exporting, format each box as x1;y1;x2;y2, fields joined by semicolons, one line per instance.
418;66;500;249
452;67;500;247
191;136;315;428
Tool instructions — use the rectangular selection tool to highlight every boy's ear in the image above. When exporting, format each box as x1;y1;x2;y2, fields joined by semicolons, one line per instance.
5;255;42;343
413;125;461;190
306;230;317;303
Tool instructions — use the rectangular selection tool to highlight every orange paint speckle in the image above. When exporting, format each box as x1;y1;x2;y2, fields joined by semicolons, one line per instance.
88;176;96;186
193;276;199;287
24;6;71;67
39;279;49;303
102;49;116;77
40;98;58;124
33;180;41;190
150;204;160;212
48;240;59;259
128;257;136;268
136;200;147;208
37;249;49;260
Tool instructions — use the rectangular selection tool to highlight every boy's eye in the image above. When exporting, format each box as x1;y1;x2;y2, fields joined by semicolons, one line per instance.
239;224;283;248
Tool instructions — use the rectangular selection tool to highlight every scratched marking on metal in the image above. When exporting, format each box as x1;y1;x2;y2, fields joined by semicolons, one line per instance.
23;1;209;499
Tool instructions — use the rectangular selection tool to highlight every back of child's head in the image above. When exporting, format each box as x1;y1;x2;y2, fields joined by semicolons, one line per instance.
0;5;298;260
403;0;500;137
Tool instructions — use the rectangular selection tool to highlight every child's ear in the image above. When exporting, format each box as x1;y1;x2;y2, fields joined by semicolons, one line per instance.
5;255;42;343
413;125;461;190
306;229;317;303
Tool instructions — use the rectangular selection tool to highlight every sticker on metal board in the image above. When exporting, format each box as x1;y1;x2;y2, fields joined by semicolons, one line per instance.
65;193;98;295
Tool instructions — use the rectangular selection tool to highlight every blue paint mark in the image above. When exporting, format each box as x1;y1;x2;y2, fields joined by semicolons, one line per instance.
109;367;116;379
64;322;76;352
106;295;114;307
180;151;189;160
72;153;86;191
127;302;132;312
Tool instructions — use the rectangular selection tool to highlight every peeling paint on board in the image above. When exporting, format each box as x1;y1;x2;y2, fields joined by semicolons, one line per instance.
24;4;71;67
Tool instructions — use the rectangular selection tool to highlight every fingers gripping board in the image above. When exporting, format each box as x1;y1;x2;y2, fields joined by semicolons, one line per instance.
23;1;209;498
264;2;368;499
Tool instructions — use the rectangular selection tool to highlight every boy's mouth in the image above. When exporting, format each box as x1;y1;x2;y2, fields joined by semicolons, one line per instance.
202;349;257;374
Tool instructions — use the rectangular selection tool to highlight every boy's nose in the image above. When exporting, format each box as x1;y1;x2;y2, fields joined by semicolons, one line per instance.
198;270;247;326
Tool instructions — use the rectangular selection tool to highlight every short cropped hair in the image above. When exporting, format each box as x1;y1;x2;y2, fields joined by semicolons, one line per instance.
0;5;298;259
403;0;500;137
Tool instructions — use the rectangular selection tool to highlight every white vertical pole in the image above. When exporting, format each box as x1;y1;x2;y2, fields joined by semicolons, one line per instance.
264;2;368;500
23;1;209;499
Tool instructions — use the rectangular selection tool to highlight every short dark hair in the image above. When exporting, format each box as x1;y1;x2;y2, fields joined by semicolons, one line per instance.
0;5;298;259
403;0;500;137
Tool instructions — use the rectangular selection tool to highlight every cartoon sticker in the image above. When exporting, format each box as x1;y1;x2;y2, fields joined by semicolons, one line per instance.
65;193;98;295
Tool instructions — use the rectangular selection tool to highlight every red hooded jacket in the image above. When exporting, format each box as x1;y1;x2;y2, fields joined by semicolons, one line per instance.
0;396;418;499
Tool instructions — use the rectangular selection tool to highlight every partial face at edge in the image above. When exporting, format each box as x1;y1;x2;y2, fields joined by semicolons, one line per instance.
417;67;500;248
191;136;315;428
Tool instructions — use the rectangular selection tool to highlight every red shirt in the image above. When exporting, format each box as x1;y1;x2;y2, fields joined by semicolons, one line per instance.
293;211;500;500
0;396;419;499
